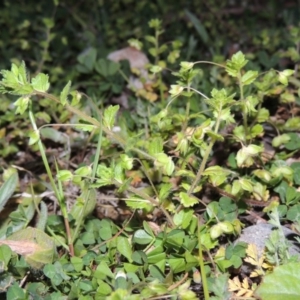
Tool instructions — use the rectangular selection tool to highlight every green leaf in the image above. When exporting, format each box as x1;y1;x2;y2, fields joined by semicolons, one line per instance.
286;204;300;222
166;229;185;248
74;124;96;132
239;178;254;192
14;96;30;115
284;133;300;150
7;283;27;300
203;166;230;186
168;258;185;273
149;137;164;155
95;58;120;77
77;47;97;73
56;170;73;181
147;246;166;264
241;70;258;85
291;162;300;185
236;144;263;167
133;229;153;245
169;84;184;97
0;244;12;270
145;35;156;44
218;221;234;234
150;65;162;73
255;107;269;123
154;153;174;176
117;237;132;262
226;51;248;77
255;262;300;300
0;62;33;95
31;73;50;92
208;274;231;299
180;61;195;71
272;134;291;147
0;172;18;213
43;261;70;286
185;10;210;44
252;169;272;182
96;280;112;296
278;72;288;85
28;129;40;145
173;209;194;228
103;105;119;130
210;224;224;239
71;256;83;272
179;192;198;207
40;128;68;146
60;81;71;105
284;118;300;131
94;261;114;279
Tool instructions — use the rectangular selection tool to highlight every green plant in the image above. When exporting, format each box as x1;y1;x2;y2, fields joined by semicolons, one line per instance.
1;13;300;297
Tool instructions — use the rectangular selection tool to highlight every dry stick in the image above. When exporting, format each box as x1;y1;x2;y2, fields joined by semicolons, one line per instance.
167;272;189;291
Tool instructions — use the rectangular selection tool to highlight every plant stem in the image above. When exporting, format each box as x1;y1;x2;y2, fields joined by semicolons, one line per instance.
72;116;103;243
188;116;221;195
198;219;210;300
28;105;74;256
238;72;248;139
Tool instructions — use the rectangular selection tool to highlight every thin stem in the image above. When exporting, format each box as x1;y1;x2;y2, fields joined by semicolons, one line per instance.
29;105;74;255
182;83;191;132
72;115;103;243
188;115;221;196
237;72;248;139
198;219;210;300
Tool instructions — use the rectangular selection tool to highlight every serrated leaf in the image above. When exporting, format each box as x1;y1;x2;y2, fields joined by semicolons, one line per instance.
179;192;198;207
169;84;184;97
154;153;174;176
149;137;163;155
180;61;194;71
103;105;119;130
31;73;50;92
60;81;71;105
226;51;248;77
14;96;30;114
241;70;258;85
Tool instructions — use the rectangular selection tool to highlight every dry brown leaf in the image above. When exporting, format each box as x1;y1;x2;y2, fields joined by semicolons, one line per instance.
107;46;149;70
0;240;42;256
228;276;254;297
